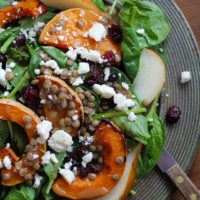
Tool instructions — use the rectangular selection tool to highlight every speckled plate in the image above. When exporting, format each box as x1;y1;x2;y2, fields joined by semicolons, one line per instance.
128;0;200;200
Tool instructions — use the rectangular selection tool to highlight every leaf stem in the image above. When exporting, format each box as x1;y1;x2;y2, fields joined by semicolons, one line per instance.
94;108;147;119
7;72;29;99
109;0;118;15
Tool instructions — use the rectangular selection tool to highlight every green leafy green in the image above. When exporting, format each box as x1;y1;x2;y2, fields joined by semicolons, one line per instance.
42;46;67;68
42;152;66;196
26;42;41;78
0;27;20;43
119;0;170;81
8;48;30;61
92;0;105;11
112;115;150;144
0;186;10;200
0;121;10;147
20;12;56;29
4;185;35;200
137;97;165;177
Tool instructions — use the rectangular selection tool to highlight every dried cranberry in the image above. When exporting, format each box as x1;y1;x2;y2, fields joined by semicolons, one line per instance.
108;24;122;43
78;167;88;178
102;50;116;67
84;65;104;86
86;163;100;173
22;86;40;111
75;144;87;161
101;98;115;109
0;53;8;69
166;106;181;124
109;72;118;82
12;34;26;48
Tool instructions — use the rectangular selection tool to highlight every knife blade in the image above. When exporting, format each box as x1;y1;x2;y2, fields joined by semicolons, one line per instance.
157;149;200;200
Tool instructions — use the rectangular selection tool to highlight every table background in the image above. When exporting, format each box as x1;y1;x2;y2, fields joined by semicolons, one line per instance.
172;0;200;199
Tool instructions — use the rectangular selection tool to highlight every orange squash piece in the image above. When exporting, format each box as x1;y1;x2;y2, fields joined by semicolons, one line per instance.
39;8;121;56
0;0;46;28
0;99;46;186
52;120;126;199
37;75;84;137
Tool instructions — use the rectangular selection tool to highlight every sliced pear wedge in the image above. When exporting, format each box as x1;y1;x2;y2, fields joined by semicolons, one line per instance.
96;143;142;200
133;49;166;107
40;0;106;16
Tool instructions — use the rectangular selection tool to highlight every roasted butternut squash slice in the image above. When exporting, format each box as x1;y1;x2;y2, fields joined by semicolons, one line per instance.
0;99;46;186
37;75;84;137
39;8;121;56
0;0;46;28
52;120;126;199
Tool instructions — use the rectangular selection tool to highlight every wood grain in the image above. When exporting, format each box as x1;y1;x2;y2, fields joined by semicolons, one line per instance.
171;1;200;199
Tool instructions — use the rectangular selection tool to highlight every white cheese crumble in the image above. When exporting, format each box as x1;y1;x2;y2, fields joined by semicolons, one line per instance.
36;120;52;144
113;93;135;110
48;130;73;153
34;69;40;75
93;84;116;99
104;67;110;81
33;173;43;189
121;82;129;90
136;28;145;35
128;112;137;122
3;91;9;97
3;156;12;170
66;47;77;60
78;62;90;74
59;168;75;185
180;71;191;83
41;151;58;165
0;69;7;87
79;135;94;146
88;23;107;42
73;77;84;86
82;152;93;167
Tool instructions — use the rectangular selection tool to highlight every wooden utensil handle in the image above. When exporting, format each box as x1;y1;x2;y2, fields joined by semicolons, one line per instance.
167;164;200;200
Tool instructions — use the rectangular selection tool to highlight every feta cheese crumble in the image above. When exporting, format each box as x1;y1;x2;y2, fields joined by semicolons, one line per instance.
73;77;84;86
113;93;135;110
180;71;191;83
3;156;12;170
136;28;145;35
104;67;110;81
0;69;7;87
93;84;116;99
33;174;43;189
79;135;94;146
48;130;73;153
121;82;129;90
128;112;137;122
88;23;107;42
41;151;58;165
59;168;75;185
82;152;93;167
78;62;90;74
36;120;52;144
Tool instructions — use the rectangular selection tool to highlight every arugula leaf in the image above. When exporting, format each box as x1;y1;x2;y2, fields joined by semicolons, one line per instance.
0;27;20;43
112;115;150;144
0;121;10;147
26;42;41;78
92;0;105;11
137;97;165;178
20;12;56;29
42;46;67;68
119;0;170;81
8;48;30;61
4;185;35;200
42;152;66;196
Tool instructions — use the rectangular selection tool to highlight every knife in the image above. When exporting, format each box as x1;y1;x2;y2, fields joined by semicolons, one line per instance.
157;149;200;200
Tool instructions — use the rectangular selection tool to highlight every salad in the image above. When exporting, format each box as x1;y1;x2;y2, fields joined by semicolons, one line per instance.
0;0;171;199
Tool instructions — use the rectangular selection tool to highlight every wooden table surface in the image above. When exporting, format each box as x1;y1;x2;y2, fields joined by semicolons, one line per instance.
172;0;200;199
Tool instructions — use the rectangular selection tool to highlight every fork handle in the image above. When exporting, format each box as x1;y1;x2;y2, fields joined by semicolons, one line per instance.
167;164;200;200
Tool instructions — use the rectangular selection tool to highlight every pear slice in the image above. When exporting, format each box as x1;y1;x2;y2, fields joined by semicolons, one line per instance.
40;0;106;16
133;48;166;107
96;144;141;200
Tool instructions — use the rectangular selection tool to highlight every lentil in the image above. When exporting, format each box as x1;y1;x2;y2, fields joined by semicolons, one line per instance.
23;115;32;124
112;174;119;181
5;71;14;81
72;120;80;128
116;156;124;165
75;87;84;93
67;110;75;117
43;79;52;89
97;145;104;152
27;152;33;161
64;117;72;126
92;120;100;127
19;168;28;177
98;156;103;164
59;118;65;128
51;84;59;94
61;99;68;108
88;173;96;180
89;145;96;152
68;102;76;109
31;79;39;85
25;124;32;130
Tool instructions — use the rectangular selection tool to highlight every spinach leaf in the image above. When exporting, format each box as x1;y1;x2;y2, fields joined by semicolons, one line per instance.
137;97;165;178
26;42;41;78
0;121;10;147
119;0;170;81
4;185;35;200
8;48;30;61
42;46;67;68
92;0;105;11
112;115;150;144
20;12;56;29
42;152;66;196
0;27;20;43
